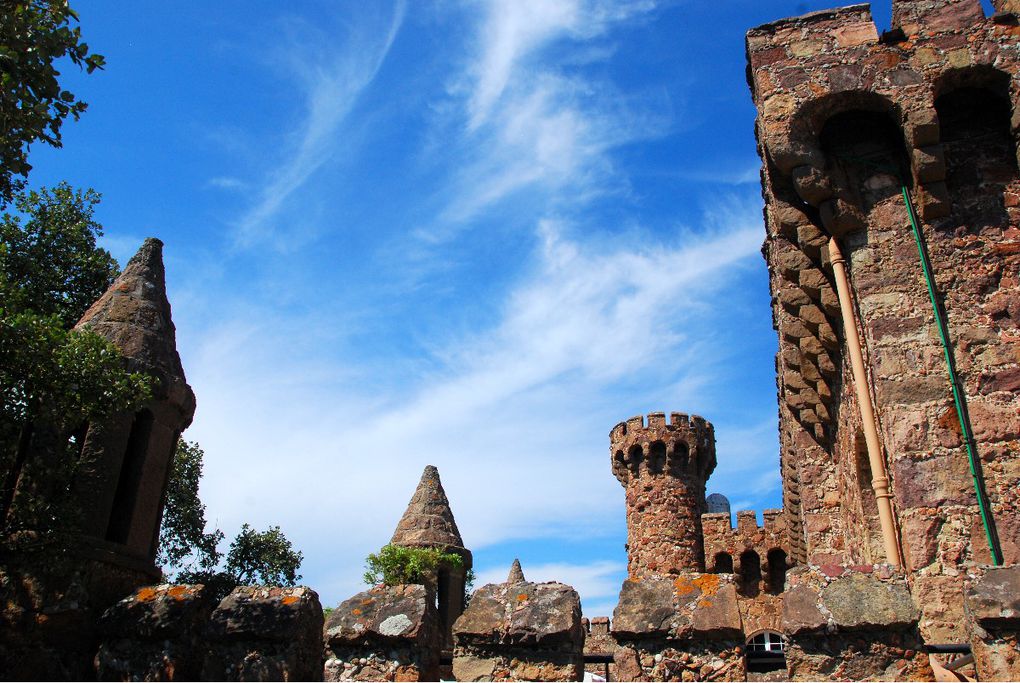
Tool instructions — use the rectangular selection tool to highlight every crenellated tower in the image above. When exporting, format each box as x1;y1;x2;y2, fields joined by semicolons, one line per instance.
610;411;716;576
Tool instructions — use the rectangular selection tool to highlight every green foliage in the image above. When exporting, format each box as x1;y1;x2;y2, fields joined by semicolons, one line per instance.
363;544;464;587
225;524;304;587
158;441;305;601
156;440;224;574
0;1;105;203
0;181;149;531
0;183;118;327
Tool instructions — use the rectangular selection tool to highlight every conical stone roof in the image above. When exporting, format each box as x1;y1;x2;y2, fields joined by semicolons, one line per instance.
390;465;465;550
75;238;194;412
507;558;525;584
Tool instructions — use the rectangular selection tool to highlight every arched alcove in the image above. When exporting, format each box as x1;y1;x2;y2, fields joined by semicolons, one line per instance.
766;548;788;594
626;444;643;475
935;67;1017;232
739;550;762;597
712;552;734;574
647;441;666;475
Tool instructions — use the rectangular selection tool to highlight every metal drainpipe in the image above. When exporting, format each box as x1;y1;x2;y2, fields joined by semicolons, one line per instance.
828;237;904;568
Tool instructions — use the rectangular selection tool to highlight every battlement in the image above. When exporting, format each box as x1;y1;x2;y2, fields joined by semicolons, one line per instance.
702;508;790;577
610;412;716;485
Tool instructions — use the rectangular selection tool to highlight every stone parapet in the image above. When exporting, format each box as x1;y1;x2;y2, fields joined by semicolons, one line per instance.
323;584;440;682
782;567;933;681
611;573;746;681
203;585;324;681
96;584;215;681
965;564;1020;681
452;581;584;682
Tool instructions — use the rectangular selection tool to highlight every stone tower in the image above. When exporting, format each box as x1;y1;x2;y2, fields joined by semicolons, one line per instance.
72;238;196;574
391;465;472;649
747;0;1020;641
610;412;716;576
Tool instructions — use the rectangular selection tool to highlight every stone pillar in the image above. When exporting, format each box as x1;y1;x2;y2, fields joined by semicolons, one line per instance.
782;568;933;681
612;573;746;682
203;586;324;681
323;584;440;682
611;412;716;576
965;565;1020;681
96;584;215;681
453;580;584;682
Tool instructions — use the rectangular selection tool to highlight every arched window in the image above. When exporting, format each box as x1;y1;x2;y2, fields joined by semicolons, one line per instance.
626;444;643;475
668;441;689;475
746;631;787;674
767;548;788;594
739;550;762;597
820;108;910;211
712;552;733;573
647;441;666;474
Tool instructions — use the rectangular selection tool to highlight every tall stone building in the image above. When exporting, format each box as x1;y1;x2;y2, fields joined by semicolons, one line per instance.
747;0;1020;644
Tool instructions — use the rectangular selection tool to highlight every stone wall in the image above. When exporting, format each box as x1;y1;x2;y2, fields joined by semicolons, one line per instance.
203;586;324;681
452;580;584;682
782;567;933;681
323;584;440;682
96;584;215;681
610;413;716;575
748;0;1020;641
611;573;746;682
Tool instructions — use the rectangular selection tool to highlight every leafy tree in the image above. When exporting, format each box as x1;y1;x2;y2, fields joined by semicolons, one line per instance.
158;440;304;600
225;524;304;586
363;544;465;587
156;440;223;574
0;185;150;529
0;1;105;203
0;183;118;327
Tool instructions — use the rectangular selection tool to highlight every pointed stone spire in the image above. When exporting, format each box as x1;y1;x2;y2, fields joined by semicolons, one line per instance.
507;558;525;584
390;465;465;550
75;238;194;411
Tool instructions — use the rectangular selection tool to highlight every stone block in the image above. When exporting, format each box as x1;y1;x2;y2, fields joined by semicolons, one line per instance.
323;584;440;682
96;584;215;681
966;566;1020;681
612;574;745;681
203;585;324;681
453;581;583;682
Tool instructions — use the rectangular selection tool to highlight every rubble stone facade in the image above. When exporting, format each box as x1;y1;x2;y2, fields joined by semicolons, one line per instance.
748;0;1020;643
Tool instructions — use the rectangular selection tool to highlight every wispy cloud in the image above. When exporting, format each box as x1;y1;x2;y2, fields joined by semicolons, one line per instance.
419;0;662;234
231;3;406;248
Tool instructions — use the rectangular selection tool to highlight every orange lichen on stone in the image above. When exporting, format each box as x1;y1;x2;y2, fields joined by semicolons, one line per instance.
352;608;362;616
516;593;529;602
673;576;696;597
282;595;299;606
168;585;190;600
693;573;720;595
136;587;158;602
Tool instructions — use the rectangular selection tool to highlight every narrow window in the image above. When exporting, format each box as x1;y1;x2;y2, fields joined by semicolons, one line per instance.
105;410;153;543
739;550;762;597
767;548;788;594
647;441;666;474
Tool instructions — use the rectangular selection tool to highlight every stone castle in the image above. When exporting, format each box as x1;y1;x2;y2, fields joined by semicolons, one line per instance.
2;0;1020;680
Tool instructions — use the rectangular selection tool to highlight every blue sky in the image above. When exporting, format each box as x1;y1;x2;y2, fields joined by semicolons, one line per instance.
27;0;909;617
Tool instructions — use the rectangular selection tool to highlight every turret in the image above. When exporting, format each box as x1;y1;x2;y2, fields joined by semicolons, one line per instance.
72;238;196;575
391;465;472;649
610;412;716;576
